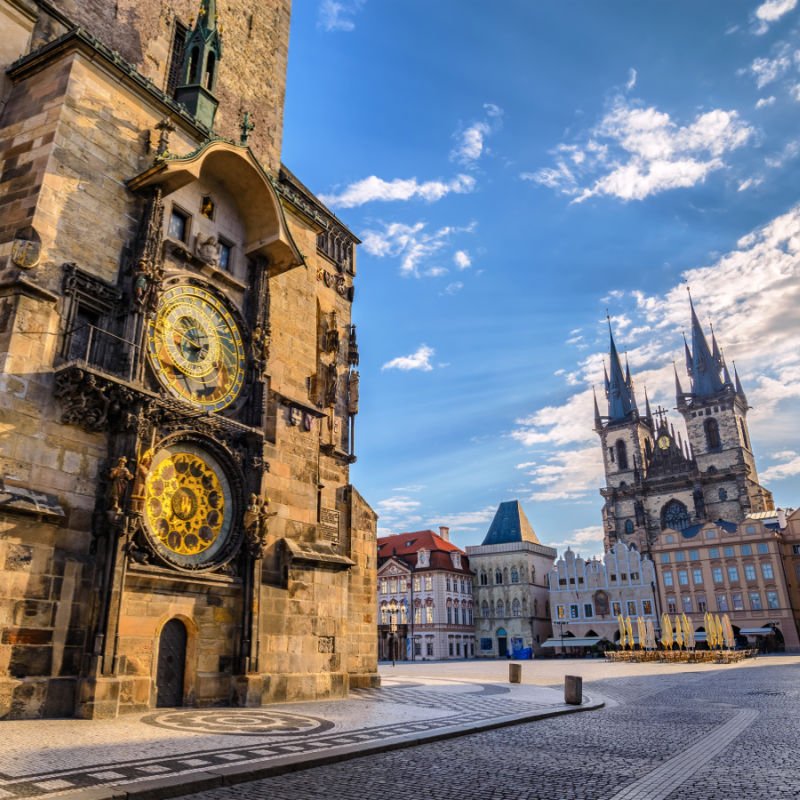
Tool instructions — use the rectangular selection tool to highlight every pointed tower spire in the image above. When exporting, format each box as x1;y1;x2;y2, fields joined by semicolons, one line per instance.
644;386;653;424
593;386;602;430
175;0;224;129
624;355;639;413
606;318;637;422
733;362;748;405
674;362;685;403
687;290;724;397
710;324;723;370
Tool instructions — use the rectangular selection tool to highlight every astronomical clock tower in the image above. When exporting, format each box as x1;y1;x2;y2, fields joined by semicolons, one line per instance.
0;0;378;719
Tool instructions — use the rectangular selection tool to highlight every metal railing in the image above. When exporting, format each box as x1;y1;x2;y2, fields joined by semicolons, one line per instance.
63;323;139;382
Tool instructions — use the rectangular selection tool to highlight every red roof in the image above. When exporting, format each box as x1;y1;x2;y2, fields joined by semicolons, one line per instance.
377;529;462;556
377;530;472;575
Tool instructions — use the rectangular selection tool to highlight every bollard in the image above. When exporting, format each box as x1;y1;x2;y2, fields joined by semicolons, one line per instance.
564;674;582;705
509;663;522;683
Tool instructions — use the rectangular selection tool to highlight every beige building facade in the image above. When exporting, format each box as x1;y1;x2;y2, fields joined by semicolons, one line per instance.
651;512;800;651
0;0;377;719
467;501;556;657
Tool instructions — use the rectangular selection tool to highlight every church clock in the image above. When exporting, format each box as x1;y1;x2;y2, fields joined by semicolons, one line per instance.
142;442;236;569
147;284;246;411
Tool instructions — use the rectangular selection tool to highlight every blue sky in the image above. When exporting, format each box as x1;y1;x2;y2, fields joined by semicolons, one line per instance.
281;1;800;556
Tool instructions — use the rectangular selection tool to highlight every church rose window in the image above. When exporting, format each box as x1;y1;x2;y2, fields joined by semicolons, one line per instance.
661;499;691;532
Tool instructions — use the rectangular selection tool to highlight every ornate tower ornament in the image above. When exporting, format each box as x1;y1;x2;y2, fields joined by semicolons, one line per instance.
175;0;223;129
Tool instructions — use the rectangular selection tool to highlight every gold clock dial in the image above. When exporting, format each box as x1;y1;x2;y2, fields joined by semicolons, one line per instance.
143;444;233;566
657;435;671;450
148;285;245;411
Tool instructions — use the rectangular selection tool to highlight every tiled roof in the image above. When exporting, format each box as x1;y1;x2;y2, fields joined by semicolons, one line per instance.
481;501;540;546
377;530;472;574
377;530;461;556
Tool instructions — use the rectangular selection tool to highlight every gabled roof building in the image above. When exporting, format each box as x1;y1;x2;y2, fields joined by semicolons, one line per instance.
377;528;475;660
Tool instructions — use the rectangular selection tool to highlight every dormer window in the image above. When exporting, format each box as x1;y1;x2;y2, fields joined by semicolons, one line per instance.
450;552;461;570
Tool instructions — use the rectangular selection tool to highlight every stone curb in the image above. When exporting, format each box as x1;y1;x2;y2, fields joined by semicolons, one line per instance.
49;695;604;800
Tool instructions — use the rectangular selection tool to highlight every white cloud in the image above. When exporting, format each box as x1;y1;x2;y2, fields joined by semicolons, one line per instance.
320;173;475;209
527;96;753;203
443;281;464;295
765;138;800;168
453;250;472;269
451;104;504;165
376;496;422;514
361;221;475;277
433;506;497;529
626;68;637;91
747;47;795;88
317;0;365;32
510;203;800;511
762;451;800;481
754;0;797;33
738;177;763;191
756;95;777;108
382;344;435;372
545;525;605;559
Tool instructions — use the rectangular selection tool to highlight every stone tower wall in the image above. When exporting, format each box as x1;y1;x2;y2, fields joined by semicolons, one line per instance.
42;0;291;173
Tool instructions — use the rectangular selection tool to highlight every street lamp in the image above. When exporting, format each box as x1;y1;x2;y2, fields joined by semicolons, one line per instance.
555;619;567;657
390;609;398;667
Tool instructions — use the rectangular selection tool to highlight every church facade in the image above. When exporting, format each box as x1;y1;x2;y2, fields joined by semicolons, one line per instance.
0;0;378;719
595;296;773;556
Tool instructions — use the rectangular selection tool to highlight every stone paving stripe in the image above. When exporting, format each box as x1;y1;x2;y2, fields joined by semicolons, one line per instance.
608;708;759;800
121;771;223;800
86;774;126;782
32;783;73;792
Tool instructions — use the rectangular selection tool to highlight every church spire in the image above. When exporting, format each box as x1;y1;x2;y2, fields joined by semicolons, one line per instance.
593;386;602;430
733;362;748;405
605;318;637;422
175;0;224;129
644;386;653;425
674;362;685;404
685;290;724;397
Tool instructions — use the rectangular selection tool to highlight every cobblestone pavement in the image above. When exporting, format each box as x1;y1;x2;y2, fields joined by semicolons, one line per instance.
0;677;579;798
184;659;800;800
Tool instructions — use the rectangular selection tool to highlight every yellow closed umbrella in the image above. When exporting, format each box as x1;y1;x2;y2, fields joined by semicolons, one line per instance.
661;613;673;649
674;614;684;649
680;613;692;650
625;616;635;650
714;614;724;649
722;614;735;649
617;614;627;648
703;611;713;648
637;616;647;651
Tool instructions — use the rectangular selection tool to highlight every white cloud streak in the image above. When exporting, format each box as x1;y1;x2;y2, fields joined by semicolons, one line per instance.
754;0;797;33
361;220;475;277
525;96;754;203
317;0;365;32
451;104;504;165
320;174;475;209
382;344;435;372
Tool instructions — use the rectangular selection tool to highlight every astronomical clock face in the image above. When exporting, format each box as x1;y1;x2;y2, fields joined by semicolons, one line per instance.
148;284;245;411
142;443;235;568
657;435;671;450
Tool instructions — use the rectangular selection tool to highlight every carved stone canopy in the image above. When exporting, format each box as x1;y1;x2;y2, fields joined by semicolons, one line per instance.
128;140;304;275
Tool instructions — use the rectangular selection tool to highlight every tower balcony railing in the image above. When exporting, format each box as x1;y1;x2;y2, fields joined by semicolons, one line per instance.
61;323;139;383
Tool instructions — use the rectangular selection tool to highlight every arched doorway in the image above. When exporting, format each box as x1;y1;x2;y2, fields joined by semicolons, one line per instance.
496;627;508;657
156;619;187;707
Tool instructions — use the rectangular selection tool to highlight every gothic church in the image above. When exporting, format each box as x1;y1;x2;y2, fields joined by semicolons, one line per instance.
595;296;773;554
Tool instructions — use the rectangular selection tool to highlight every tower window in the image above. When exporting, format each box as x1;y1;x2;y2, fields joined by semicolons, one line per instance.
704;417;721;450
166;20;189;95
739;418;750;450
624;520;634;535
616;440;628;470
